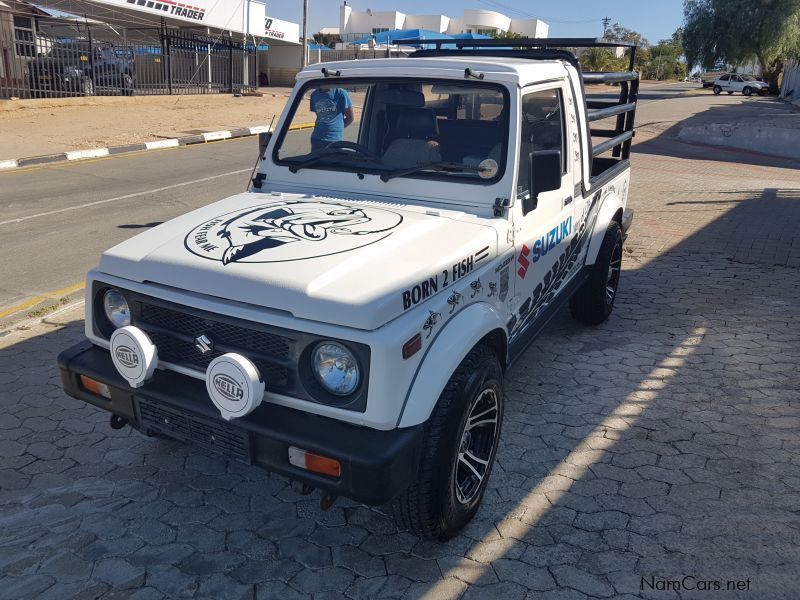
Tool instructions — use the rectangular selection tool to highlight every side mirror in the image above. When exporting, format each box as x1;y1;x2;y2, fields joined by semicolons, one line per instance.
258;131;273;159
523;149;562;215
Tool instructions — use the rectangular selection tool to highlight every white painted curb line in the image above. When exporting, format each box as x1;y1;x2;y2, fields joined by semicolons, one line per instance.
65;148;110;161
145;139;180;150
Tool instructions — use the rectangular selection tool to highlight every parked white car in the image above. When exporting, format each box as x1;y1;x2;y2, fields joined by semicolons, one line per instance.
58;38;636;539
712;73;768;96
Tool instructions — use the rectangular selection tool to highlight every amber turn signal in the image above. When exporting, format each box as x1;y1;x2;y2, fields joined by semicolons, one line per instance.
288;446;341;479
79;375;112;399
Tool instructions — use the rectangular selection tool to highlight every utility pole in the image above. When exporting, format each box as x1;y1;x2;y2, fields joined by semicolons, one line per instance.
301;0;309;68
602;17;611;38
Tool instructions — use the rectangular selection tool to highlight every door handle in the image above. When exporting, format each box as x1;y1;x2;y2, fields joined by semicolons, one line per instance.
563;196;573;207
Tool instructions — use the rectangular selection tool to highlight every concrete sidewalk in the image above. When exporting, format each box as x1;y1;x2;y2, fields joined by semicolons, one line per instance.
670;93;800;160
0;90;292;162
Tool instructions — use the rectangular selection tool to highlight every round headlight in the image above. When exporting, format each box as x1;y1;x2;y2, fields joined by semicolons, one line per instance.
103;289;130;329
311;342;360;396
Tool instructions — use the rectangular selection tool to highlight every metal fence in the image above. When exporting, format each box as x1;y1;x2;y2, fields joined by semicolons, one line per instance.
0;12;257;99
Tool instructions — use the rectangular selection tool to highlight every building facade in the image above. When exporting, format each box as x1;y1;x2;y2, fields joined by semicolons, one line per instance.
337;4;548;40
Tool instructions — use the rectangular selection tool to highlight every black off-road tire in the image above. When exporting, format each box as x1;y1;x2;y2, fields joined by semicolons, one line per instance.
569;221;623;325
743;86;752;96
713;85;722;95
391;344;503;540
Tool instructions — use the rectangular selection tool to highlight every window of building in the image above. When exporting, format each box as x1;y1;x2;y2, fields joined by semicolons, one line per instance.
13;16;36;58
371;28;389;35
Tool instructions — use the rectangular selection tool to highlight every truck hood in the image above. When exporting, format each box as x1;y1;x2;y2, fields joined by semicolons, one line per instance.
99;192;499;330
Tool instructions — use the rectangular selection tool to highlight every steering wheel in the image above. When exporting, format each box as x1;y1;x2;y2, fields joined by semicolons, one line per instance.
323;141;379;161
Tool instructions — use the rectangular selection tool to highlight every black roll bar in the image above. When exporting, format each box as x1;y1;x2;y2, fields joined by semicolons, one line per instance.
407;37;640;163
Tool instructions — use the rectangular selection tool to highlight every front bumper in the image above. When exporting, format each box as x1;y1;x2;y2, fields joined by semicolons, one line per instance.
58;341;422;505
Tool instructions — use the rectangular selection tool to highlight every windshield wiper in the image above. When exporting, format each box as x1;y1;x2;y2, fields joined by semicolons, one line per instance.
379;161;487;182
287;150;380;174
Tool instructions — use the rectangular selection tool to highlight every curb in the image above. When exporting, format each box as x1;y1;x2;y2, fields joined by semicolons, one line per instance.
0;124;272;171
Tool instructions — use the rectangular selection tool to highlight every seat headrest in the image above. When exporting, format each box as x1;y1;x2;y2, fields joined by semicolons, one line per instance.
394;108;438;140
381;88;425;107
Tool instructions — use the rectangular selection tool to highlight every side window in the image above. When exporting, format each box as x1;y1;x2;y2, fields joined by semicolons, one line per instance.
517;88;565;199
719;74;730;81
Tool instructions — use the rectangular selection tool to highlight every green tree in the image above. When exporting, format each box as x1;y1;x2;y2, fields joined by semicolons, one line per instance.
641;29;688;80
604;22;650;49
490;30;524;40
683;0;800;93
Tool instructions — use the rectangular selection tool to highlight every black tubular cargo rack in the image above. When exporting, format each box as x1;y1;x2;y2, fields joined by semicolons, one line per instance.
407;38;639;165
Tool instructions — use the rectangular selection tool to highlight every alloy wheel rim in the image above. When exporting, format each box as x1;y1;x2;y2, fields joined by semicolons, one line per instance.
606;239;622;306
454;387;499;505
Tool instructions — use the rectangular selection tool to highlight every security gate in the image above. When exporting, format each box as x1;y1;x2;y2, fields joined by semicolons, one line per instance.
0;12;258;99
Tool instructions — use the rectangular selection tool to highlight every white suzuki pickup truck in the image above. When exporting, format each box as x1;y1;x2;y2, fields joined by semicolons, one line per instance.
59;38;637;539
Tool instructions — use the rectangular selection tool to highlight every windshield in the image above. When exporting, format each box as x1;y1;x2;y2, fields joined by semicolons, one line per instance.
274;78;508;183
739;75;756;81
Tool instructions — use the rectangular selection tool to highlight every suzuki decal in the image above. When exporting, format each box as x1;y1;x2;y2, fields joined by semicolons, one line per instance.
509;190;603;340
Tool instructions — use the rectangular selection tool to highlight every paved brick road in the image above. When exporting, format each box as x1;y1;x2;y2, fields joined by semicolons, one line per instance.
1;117;799;598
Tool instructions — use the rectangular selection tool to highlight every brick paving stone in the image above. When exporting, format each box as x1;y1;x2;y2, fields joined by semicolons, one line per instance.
1;90;799;599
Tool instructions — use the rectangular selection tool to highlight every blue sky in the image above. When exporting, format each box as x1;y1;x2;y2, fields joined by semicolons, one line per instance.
268;0;685;44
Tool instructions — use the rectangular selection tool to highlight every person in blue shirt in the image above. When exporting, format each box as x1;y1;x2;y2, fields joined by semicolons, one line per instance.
309;86;354;153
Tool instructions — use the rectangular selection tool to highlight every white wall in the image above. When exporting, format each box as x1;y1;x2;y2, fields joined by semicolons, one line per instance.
510;18;548;38
462;8;511;33
340;7;405;34
335;5;548;38
404;14;449;33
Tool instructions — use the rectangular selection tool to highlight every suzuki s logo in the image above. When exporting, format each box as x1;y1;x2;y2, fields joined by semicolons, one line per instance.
213;374;244;402
194;334;213;355
115;345;139;369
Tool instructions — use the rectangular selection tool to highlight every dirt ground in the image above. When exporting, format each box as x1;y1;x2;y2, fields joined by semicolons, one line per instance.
0;90;292;160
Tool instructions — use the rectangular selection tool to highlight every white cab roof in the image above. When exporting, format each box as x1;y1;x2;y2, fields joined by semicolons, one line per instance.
297;56;568;85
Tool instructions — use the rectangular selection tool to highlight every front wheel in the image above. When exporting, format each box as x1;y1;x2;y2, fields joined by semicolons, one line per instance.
743;86;752;96
569;221;623;325
713;85;722;95
391;344;503;540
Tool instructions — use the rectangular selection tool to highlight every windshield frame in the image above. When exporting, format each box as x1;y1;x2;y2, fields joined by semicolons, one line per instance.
271;76;511;186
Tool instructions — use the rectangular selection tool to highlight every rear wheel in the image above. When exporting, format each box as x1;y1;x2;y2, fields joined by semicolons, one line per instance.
569;221;623;325
713;85;722;95
743;86;752;96
391;344;503;540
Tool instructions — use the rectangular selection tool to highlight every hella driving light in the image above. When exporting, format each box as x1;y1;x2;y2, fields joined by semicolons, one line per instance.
312;342;359;396
103;289;131;328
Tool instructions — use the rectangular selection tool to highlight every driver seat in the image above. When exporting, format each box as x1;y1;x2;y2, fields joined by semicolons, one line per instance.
382;108;442;168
